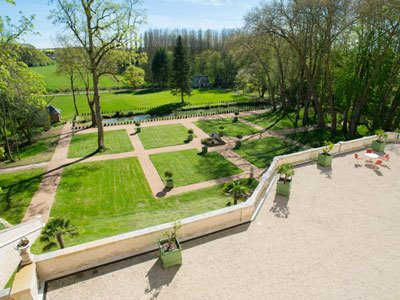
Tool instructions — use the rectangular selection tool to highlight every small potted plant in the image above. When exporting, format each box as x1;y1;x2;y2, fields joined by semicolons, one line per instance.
164;170;174;189
218;125;224;137
158;221;182;269
135;121;141;133
187;129;194;142
234;134;243;149
201;138;208;154
317;141;334;167
372;129;388;152
276;163;294;197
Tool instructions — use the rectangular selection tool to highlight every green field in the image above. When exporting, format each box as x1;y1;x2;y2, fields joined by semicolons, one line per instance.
51;89;247;121
234;137;302;168
150;149;243;187
0;168;45;224
194;118;260;137
241;110;317;131
67;129;133;158
30;64;124;93
0;126;62;169
138;124;195;149
30;158;255;253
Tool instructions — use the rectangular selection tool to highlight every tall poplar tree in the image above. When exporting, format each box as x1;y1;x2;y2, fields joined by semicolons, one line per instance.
151;48;170;88
171;36;191;103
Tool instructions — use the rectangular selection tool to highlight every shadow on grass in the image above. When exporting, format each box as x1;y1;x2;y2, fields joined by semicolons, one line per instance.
156;187;172;198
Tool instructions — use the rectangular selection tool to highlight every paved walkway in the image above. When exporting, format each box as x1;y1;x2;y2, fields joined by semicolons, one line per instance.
21;123;73;223
0;162;49;175
45;144;400;299
14;110;315;221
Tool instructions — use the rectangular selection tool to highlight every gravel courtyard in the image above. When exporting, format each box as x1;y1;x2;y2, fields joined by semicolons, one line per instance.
45;143;400;300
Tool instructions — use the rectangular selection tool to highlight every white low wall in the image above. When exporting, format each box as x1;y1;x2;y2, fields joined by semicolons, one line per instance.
35;132;400;281
0;217;43;288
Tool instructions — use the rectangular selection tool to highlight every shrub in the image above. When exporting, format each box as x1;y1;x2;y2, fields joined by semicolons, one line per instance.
188;129;194;134
234;111;239;116
321;141;334;155
375;129;388;142
219;125;224;130
277;163;294;184
187;134;193;141
236;134;243;139
164;170;173;178
135;121;141;127
201;138;209;146
233;116;238;122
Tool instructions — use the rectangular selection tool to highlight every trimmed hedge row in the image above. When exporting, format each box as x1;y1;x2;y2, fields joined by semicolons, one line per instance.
73;107;265;130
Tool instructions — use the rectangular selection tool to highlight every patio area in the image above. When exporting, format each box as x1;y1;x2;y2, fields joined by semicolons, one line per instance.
45;143;400;299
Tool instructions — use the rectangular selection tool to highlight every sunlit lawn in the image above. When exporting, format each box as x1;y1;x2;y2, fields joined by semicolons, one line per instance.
138;124;195;149
234;137;302;168
0;168;45;224
67;129;133;158
31;157;254;254
150;149;243;187
0;126;62;169
51;89;248;120
194;118;260;137
285;128;350;148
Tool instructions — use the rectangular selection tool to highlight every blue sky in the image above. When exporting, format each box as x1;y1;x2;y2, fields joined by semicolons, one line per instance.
1;0;260;49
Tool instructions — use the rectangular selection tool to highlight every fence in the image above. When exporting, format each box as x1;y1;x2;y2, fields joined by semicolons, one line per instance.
35;132;400;281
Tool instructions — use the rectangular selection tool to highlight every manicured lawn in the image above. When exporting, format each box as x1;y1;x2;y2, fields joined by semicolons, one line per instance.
51;89;247;120
30;64;124;93
241;110;317;131
286;128;350;148
0;126;62;169
67;129;133;158
234;137;302;168
0;168;45;224
138;124;195;149
0;223;5;230
30;157;255;253
150;149;243;187
194;118;260;137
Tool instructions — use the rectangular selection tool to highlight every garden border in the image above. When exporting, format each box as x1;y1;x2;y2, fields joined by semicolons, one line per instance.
34;132;400;282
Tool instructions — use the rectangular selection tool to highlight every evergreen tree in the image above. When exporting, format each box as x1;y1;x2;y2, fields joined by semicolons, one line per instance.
171;36;191;103
151;48;170;87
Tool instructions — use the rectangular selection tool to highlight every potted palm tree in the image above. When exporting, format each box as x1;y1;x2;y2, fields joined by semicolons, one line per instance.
317;141;334;167
39;218;79;251
201;138;208;154
164;170;174;188
372;129;388;152
158;222;182;269
276;163;294;197
221;180;250;205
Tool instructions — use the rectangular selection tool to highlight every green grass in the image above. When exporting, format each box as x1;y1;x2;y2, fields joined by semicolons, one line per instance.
4;267;18;289
194;118;260;137
241;110;317;131
138;124;195;149
234;137;302;168
51;89;247;121
285;126;370;148
0;168;45;224
30;64;124;93
150;149;243;187
67;129;133;158
0;126;62;169
0;223;5;230
30;157;256;253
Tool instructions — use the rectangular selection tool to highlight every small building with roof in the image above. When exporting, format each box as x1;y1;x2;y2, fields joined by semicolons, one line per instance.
192;75;210;88
47;106;61;123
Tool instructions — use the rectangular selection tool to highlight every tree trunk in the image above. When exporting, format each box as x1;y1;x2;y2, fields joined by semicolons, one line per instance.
0;100;14;162
325;39;336;134
302;87;311;126
233;196;238;205
383;90;400;130
181;90;184;104
70;75;79;116
56;233;65;249
7;104;20;160
92;72;105;150
349;29;398;137
266;73;276;111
